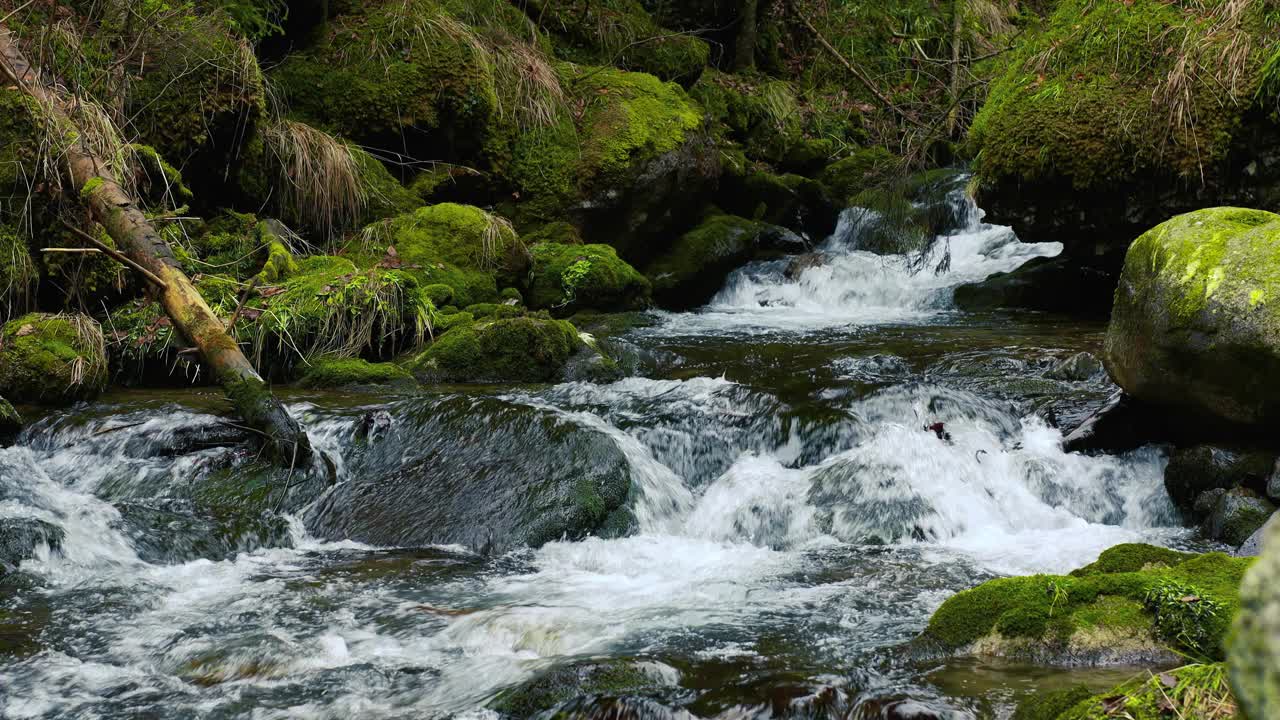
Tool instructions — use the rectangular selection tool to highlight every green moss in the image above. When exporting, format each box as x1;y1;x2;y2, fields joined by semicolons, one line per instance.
463;303;523;320
970;0;1276;189
644;213;763;305
525;0;709;85
524;221;584;246
509;63;703;225
1070;544;1198;577
297;357;414;388
352;203;524;307
818;147;899;203
128;144;194;208
409;315;581;383
422;284;456;306
79;177;107;200
0;394;20;437
526;243;650;314
0;313;108;405
918;547;1253;662
1054;663;1234;720
1013;685;1094;720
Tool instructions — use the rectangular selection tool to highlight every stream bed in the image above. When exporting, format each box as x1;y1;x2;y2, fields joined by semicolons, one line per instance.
0;190;1211;718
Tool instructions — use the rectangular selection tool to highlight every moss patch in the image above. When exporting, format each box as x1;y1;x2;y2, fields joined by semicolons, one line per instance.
526;243;650;314
409;315;581;383
1054;663;1236;720
297;357;414;388
0;313;108;405
918;546;1253;663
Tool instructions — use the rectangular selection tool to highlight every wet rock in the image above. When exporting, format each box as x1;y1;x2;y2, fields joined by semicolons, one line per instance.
952;256;1115;316
306;396;634;553
784;252;827;280
1203;488;1275;547
0;518;63;574
525;244;651;316
409;317;583;384
115;500;294;563
1044;352;1104;382
1229;516;1280;718
490;659;678;717
1268;460;1280;501
1062;392;1168;454
1163;445;1276;516
722;171;839;241
1235;513;1277;557
1104;208;1280;438
645;214;804;309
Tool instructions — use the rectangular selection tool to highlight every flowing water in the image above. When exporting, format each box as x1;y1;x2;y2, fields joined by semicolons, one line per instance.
0;182;1208;718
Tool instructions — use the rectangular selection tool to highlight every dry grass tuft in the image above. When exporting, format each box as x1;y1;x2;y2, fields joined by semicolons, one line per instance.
261;119;367;243
492;39;566;129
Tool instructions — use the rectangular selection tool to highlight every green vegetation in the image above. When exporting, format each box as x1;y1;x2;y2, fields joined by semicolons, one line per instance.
0;313;108;405
1032;663;1238;720
526;243;650;314
297;357;415;388
409;315;581;383
918;546;1252;663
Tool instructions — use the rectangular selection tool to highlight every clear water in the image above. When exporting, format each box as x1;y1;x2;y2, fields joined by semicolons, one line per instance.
0;186;1200;718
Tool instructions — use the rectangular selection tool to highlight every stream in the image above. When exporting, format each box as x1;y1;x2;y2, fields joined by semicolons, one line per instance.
0;183;1209;718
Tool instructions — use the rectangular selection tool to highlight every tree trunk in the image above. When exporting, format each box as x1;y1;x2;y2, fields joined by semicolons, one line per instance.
0;24;312;466
732;0;759;71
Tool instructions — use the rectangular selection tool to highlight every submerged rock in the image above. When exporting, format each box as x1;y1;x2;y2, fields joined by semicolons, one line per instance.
306;395;634;553
0;313;108;405
490;658;678;716
1104;208;1280;436
913;544;1250;666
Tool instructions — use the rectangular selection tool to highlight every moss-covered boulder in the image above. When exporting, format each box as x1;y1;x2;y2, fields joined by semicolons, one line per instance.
507;64;717;259
969;0;1280;270
1203;488;1275;547
409;316;582;383
356;203;528;307
1230;517;1280;718
526;243;650;315
297;358;415;388
720;171;838;240
914;545;1252;665
526;0;709;86
817;147;899;204
0;313;107;405
1020;663;1236;720
1103;208;1280;434
645;214;804;309
490;659;675;716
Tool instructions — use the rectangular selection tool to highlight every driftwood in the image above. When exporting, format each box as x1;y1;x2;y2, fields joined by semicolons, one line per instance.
0;23;312;465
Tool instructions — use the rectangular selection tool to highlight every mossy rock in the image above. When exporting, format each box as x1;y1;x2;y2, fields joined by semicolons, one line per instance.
721;171;838;239
463;303;524;320
409;316;581;383
526;243;650;315
354;203;528;307
1103;208;1280;433
0;313;107;405
1203;488;1275;547
818;147;899;203
524;221;584;246
1022;663;1235;720
915;545;1253;665
645;214;802;310
490;659;674;716
507;63;714;256
297;357;415;388
271;0;503;162
1230;517;1280;718
526;0;709;86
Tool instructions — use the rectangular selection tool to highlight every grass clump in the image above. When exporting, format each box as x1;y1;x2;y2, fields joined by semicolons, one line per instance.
0;313;108;405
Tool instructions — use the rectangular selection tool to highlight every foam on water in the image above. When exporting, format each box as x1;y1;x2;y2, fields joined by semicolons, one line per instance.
658;185;1061;333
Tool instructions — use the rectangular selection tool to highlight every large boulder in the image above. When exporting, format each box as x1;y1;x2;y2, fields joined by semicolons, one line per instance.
526;243;651;315
1103;208;1280;435
953;257;1116;316
913;544;1251;665
408;316;583;383
306;395;634;553
969;0;1280;282
1230;519;1280;718
0;313;107;405
1163;445;1276;516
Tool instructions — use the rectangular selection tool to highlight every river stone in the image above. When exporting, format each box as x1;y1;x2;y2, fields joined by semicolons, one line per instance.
953;256;1115;315
490;659;678;716
1044;352;1104;382
0;395;19;443
1104;208;1280;435
1203;487;1276;547
306;396;634;554
1163;445;1276;514
0;518;63;574
1229;517;1280;717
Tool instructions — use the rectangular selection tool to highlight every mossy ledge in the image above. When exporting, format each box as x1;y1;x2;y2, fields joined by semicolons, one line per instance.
914;544;1253;666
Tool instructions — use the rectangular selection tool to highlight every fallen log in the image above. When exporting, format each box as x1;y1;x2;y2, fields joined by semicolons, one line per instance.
0;23;312;465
